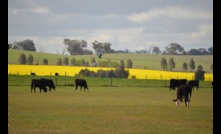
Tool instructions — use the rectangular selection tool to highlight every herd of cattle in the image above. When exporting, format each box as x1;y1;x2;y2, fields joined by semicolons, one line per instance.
31;78;89;93
31;78;212;107
170;79;201;107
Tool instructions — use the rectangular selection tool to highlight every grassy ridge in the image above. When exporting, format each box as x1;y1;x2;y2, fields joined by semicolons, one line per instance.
8;49;213;72
8;75;213;134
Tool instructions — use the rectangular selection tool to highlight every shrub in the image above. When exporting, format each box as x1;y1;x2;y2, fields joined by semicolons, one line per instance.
126;58;133;68
18;53;27;64
43;58;48;65
161;58;167;70
195;65;205;80
182;62;188;71
27;54;34;65
189;58;195;71
63;57;69;66
57;58;62;65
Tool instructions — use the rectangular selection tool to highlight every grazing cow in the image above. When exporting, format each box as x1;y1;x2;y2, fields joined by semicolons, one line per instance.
31;78;56;93
40;78;56;91
31;72;36;75
75;79;89;91
169;79;187;91
187;80;199;90
173;85;192;107
31;79;47;93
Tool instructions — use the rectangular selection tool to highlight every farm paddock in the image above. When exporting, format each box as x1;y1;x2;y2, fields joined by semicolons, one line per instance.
8;76;212;134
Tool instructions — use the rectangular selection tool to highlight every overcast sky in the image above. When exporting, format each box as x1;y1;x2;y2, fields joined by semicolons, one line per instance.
8;0;213;54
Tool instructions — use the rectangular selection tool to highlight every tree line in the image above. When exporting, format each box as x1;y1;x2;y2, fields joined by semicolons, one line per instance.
18;53;133;68
18;52;206;80
9;39;213;58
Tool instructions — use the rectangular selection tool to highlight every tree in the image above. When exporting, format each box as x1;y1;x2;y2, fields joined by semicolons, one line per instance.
126;59;133;68
92;40;112;58
147;44;154;54
63;57;69;66
182;62;188;71
198;48;209;55
57;58;62;65
189;58;195;71
90;57;96;64
152;46;161;54
120;60;124;67
90;57;97;67
161;58;167;70
165;43;184;55
168;57;175;71
83;49;93;55
194;65;205;80
43;58;48;65
63;38;88;55
188;49;201;55
82;59;86;66
8;43;12;49
12;39;36;51
18;53;27;64
71;58;76;66
115;65;129;78
27;54;34;65
208;47;213;55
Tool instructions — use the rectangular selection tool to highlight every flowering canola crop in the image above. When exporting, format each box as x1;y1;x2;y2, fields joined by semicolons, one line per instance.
8;64;213;81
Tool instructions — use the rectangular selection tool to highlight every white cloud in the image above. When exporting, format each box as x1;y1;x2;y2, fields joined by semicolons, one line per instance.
8;0;213;53
127;6;212;23
191;24;213;39
32;7;50;14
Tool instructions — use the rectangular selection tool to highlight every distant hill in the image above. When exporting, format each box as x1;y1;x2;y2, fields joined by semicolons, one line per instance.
8;49;213;72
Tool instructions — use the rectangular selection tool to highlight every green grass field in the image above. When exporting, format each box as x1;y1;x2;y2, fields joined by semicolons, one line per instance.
8;75;213;134
8;49;213;72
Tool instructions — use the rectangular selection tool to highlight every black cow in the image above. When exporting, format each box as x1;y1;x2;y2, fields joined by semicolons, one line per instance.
75;79;89;91
173;85;192;107
187;80;199;90
31;72;36;75
40;78;56;91
169;79;187;91
31;78;56;93
31;79;47;93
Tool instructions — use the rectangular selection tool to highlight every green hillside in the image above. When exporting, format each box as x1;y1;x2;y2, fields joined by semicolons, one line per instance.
8;49;213;72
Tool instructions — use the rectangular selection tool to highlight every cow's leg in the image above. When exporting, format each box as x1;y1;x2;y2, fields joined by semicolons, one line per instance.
176;100;180;107
76;85;78;90
44;87;47;92
185;98;190;107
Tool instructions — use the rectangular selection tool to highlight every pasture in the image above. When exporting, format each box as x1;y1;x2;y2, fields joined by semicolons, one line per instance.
8;75;213;134
8;49;213;72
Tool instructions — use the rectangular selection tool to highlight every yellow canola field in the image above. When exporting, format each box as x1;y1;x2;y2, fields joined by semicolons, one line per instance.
8;64;213;81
